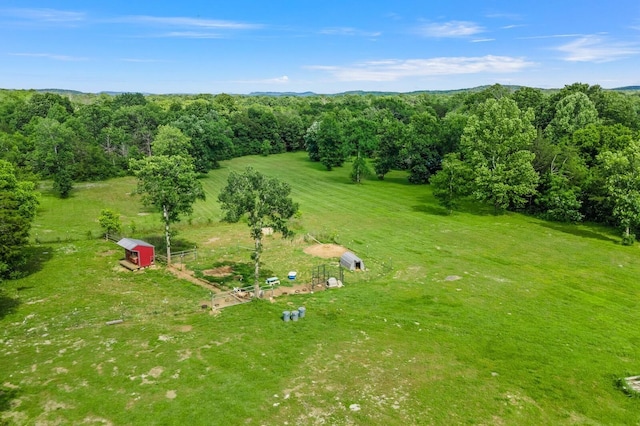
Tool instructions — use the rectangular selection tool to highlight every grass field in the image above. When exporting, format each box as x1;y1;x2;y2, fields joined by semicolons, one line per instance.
2;151;640;425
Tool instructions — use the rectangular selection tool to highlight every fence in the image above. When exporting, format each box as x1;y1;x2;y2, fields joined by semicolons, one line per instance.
211;282;279;310
311;264;344;289
155;249;198;265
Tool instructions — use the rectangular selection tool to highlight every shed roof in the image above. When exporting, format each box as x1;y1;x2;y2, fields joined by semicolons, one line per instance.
116;238;154;251
340;251;362;263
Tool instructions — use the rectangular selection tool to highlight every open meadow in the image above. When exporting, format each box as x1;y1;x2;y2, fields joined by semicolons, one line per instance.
2;152;640;425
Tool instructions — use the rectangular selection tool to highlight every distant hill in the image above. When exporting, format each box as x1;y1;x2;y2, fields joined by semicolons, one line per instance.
36;88;85;95
5;84;636;97
248;91;317;97
612;86;640;91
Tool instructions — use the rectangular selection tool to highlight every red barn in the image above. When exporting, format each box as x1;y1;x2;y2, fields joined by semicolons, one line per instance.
117;238;155;270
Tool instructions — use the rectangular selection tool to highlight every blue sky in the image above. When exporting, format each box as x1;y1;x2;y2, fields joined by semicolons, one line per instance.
1;1;639;94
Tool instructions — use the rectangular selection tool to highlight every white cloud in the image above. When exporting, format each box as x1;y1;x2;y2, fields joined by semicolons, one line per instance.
417;21;484;38
1;8;85;23
519;33;583;40
556;35;639;62
160;31;224;39
114;15;261;30
472;38;495;43
319;27;381;37
9;53;88;61
273;75;289;83
234;75;290;84
306;55;534;82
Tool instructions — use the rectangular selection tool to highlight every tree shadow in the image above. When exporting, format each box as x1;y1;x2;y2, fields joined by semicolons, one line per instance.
0;386;19;415
142;235;197;252
0;291;20;321
412;195;502;217
17;246;54;278
412;204;450;216
377;176;413;186
535;221;619;243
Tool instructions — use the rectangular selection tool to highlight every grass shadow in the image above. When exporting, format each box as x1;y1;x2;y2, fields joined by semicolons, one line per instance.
535;221;619;243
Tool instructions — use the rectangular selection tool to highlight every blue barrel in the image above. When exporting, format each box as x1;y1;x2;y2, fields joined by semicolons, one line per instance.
291;310;299;321
298;307;306;318
283;311;291;322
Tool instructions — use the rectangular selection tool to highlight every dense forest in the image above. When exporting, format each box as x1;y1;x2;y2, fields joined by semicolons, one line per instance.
2;83;640;276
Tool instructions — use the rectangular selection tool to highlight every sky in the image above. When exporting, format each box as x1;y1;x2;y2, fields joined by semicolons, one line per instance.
1;1;640;94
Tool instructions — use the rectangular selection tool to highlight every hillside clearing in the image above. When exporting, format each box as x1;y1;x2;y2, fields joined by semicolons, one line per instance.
2;152;640;425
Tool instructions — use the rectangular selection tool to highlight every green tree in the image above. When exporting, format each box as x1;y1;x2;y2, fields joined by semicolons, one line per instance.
403;111;442;184
344;117;377;183
304;121;321;162
152;125;192;158
98;209;122;240
350;153;372;183
0;160;39;279
430;153;470;213
373;118;405;179
461;98;539;211
172;112;232;172
30;117;75;198
598;140;640;244
536;173;584;223
218;167;298;297
547;92;599;143
130;155;205;265
316;114;347;170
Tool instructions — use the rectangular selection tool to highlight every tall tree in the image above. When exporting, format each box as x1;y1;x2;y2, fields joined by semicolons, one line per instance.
172;112;232;172
598;140;640;244
316;114;347;170
373;117;405;179
430;153;471;213
461;98;539;211
546;92;599;143
152;125;192;158
29;117;75;198
0;160;39;279
218;167;298;297
344;117;377;183
129;155;205;265
403;111;442;184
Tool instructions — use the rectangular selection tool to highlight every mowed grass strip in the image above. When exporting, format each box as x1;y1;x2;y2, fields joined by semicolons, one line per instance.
2;152;640;424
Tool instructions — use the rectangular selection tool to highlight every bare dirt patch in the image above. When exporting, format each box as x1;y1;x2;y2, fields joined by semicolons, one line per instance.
203;266;233;277
148;366;164;379
304;244;349;259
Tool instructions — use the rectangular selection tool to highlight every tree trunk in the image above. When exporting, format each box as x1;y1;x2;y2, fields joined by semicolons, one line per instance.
164;205;171;266
253;236;262;298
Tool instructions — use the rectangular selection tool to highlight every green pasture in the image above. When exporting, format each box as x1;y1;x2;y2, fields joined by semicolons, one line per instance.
2;152;640;424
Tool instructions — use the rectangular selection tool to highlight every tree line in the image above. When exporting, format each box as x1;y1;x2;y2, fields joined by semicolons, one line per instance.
2;83;640;279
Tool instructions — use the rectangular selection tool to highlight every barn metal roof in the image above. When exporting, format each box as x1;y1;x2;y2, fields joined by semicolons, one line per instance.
340;251;362;262
116;238;154;250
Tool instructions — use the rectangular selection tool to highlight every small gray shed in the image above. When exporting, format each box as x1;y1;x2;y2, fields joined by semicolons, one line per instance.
340;251;364;271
